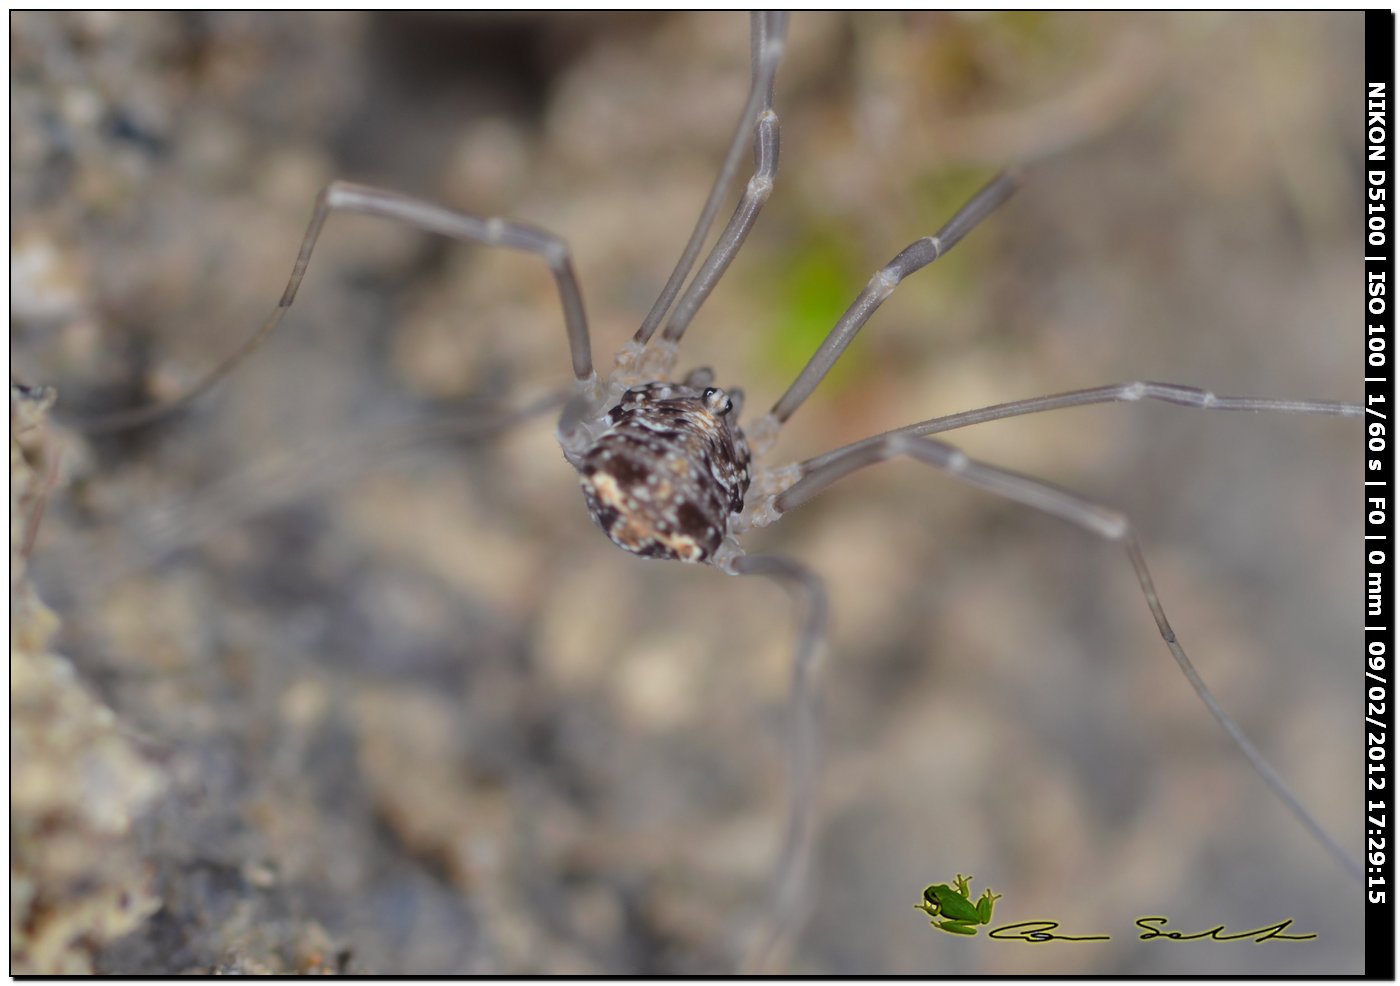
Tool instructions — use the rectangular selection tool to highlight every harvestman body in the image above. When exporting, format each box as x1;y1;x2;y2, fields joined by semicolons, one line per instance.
80;11;1362;968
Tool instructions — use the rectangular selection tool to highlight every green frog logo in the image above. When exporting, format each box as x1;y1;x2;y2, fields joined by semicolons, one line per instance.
915;874;1002;936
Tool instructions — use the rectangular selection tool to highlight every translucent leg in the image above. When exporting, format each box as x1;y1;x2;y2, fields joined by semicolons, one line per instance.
80;181;596;433
803;380;1362;471
54;391;568;606
660;107;780;345
762;431;1363;886
719;550;829;972
631;12;789;351
745;169;1020;451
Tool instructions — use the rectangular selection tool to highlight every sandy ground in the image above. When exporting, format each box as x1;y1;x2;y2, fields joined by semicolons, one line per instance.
12;12;1364;974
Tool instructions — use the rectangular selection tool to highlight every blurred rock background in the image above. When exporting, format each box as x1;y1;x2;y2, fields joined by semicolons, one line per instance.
11;11;1363;974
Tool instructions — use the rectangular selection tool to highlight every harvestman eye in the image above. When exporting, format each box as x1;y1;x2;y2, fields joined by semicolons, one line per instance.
702;387;735;416
51;10;1363;974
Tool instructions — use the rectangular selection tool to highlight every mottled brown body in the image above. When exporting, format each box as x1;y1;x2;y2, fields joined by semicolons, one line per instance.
579;382;751;563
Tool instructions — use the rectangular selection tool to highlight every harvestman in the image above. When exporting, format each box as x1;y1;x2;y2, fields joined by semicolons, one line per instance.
80;11;1362;966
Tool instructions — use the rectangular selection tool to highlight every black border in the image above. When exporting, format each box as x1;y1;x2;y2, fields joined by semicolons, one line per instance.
1364;8;1396;981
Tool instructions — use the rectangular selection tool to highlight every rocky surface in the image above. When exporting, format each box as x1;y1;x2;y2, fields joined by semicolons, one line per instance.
11;12;1364;974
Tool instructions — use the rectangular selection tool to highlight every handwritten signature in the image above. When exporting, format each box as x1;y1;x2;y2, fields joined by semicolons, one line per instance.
984;918;1316;944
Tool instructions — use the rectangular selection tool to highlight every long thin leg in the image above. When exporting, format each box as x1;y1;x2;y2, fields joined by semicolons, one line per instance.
53;390;569;608
628;12;788;353
747;170;1020;449
719;551;828;972
803;381;1363;471
660;107;780;345
762;432;1364;886
79;181;596;433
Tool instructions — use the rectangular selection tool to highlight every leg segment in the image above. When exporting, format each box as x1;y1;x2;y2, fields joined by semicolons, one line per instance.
763;432;1363;885
81;181;595;433
747;170;1020;449
803;381;1362;471
629;12;789;354
720;551;829;971
660;107;780;345
56;390;570;607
